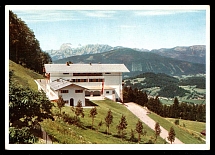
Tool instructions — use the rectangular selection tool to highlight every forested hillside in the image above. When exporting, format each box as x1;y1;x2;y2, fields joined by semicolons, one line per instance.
123;72;206;99
9;10;52;74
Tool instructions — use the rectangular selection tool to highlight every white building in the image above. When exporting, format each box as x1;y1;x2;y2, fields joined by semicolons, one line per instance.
35;63;129;106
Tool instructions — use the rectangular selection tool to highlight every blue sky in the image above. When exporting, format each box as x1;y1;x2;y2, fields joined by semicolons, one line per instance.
7;5;209;51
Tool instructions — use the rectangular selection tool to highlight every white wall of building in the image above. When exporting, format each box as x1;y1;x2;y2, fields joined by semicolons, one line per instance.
47;72;123;101
58;85;86;107
103;73;122;101
46;84;86;106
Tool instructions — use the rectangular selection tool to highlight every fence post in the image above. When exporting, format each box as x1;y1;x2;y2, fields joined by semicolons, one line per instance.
46;132;47;144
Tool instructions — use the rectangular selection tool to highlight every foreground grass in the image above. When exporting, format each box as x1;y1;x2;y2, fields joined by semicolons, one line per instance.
9;60;44;91
40;99;166;144
166;118;206;133
147;112;206;144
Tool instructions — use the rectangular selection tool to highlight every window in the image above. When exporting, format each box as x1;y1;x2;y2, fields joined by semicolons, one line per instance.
80;79;88;82
63;73;69;74
75;90;83;93
112;90;115;94
61;90;69;93
89;79;103;82
71;79;88;82
106;91;109;94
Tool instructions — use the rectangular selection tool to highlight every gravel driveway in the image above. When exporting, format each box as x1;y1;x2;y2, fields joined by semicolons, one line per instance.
124;102;184;144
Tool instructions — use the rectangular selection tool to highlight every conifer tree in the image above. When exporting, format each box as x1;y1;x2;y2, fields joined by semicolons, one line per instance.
116;115;128;139
135;119;143;143
154;122;161;143
167;126;176;144
89;106;98;129
105;109;113;134
173;97;180;118
71;100;85;118
57;95;65;115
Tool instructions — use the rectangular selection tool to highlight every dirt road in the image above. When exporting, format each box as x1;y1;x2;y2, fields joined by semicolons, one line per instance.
124;102;184;144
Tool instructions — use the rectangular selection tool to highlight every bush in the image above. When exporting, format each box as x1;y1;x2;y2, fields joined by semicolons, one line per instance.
9;127;37;144
174;119;180;125
61;112;84;128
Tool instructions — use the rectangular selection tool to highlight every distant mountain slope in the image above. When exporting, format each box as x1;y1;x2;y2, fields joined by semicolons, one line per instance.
53;48;205;77
150;45;206;64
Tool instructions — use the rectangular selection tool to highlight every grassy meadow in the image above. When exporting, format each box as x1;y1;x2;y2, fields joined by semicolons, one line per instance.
147;112;206;144
40;99;166;144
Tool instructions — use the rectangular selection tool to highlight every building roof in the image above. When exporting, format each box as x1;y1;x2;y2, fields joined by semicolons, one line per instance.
44;63;130;73
49;80;88;91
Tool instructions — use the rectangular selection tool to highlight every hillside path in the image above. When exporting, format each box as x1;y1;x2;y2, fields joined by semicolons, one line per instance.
124;102;184;144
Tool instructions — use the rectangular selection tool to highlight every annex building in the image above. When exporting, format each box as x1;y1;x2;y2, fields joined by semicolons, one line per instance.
35;63;129;106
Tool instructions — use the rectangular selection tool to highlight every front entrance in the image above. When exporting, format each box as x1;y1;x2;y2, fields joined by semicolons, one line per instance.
70;98;74;106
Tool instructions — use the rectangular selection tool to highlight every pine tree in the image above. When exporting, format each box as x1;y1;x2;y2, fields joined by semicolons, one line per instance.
135;119;143;143
89;106;98;129
57;95;65;115
154;122;161;143
71;100;85;118
167;126;176;144
116;115;128;139
173;97;180;118
105;109;113;134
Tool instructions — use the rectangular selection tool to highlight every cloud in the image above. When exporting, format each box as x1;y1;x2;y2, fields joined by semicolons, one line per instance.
133;10;200;16
12;10;82;22
79;10;116;18
11;10;118;23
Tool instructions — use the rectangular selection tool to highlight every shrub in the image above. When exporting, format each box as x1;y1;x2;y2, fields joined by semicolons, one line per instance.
174;119;180;125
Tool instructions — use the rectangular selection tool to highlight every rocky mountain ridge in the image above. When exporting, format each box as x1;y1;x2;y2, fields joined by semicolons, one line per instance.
45;44;206;64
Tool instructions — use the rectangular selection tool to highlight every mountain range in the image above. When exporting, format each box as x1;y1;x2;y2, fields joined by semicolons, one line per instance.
53;48;206;78
45;44;206;64
150;45;206;64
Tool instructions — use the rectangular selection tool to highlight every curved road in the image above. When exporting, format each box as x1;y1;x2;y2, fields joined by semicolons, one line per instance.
124;102;184;144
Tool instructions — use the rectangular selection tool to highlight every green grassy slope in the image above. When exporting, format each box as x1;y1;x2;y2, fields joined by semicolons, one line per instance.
147;112;206;144
41;99;166;144
9;60;44;91
8;60;206;144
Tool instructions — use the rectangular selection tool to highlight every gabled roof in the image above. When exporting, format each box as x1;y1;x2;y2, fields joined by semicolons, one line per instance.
49;80;88;91
44;63;130;73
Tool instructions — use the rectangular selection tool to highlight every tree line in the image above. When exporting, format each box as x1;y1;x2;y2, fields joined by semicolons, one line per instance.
9;10;52;74
123;87;206;122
